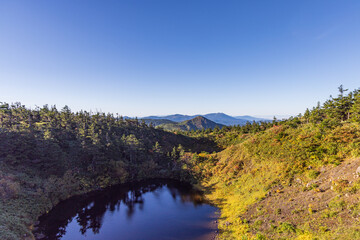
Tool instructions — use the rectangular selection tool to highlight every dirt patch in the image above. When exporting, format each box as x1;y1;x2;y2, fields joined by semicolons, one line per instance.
241;158;360;237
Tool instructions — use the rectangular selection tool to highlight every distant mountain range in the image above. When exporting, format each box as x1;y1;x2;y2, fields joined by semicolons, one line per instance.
144;114;194;123
155;116;224;131
233;115;270;122
202;113;248;126
142;113;270;127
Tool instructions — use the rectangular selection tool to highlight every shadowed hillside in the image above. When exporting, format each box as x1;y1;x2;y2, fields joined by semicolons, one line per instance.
0;103;219;240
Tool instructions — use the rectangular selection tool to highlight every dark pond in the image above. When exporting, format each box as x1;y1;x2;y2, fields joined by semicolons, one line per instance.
34;179;217;240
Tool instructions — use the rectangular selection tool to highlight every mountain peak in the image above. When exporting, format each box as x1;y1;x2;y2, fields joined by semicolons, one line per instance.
191;116;207;121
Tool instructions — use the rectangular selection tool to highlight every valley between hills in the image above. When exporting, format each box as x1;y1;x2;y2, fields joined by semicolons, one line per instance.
1;86;360;239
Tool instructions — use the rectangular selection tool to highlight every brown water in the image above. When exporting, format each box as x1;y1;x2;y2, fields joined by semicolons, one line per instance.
34;180;217;240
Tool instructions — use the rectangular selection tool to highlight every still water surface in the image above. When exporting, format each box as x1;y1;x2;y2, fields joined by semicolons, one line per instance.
35;180;217;240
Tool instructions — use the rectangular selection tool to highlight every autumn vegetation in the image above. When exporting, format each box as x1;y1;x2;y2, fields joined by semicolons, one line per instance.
1;85;360;239
187;86;360;239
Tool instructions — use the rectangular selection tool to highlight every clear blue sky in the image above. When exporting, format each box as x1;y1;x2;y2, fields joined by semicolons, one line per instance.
1;1;360;117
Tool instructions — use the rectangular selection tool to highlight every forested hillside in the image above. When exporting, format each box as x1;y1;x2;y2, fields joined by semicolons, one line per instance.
0;103;217;240
142;118;177;127
1;86;360;240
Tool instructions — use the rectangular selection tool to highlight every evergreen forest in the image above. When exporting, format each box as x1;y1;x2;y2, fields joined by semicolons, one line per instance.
1;86;360;239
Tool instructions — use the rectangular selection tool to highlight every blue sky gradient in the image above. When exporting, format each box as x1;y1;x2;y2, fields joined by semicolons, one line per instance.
1;1;360;117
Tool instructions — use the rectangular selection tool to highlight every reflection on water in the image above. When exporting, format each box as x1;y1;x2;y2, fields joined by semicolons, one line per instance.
34;180;217;240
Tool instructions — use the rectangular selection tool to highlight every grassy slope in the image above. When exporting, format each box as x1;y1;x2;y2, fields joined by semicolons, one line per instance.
5;120;360;240
2;88;360;240
201;122;360;239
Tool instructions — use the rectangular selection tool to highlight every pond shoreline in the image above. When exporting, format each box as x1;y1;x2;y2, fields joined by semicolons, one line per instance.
33;179;219;240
